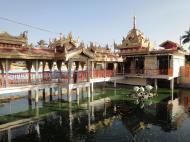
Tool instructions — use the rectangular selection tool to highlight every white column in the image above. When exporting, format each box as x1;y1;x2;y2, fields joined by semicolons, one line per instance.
67;61;72;103
114;63;117;87
28;90;32;106
87;86;91;102
7;128;11;142
91;61;94;102
42;88;46;102
154;79;158;91
4;59;11;87
87;99;91;132
33;60;39;84
91;83;94;102
170;78;174;101
68;103;73;141
87;60;91;82
35;102;39;117
35;88;39;104
104;61;106;78
76;88;79;106
36;122;40;138
122;63;125;75
49;87;53;101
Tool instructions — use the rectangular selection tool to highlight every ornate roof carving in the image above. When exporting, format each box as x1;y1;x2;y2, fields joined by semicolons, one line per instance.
0;31;27;47
116;16;153;50
49;32;78;50
87;42;123;62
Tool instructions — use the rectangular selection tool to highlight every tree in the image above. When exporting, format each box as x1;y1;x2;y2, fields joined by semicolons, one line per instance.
181;28;190;52
37;40;47;48
182;28;190;44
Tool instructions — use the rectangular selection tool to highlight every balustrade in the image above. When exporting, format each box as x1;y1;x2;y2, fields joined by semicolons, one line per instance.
124;68;173;76
0;69;122;88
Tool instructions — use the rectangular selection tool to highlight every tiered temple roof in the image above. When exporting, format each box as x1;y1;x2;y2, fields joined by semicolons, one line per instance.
0;31;123;62
116;16;153;51
115;17;187;56
0;31;27;47
87;43;123;62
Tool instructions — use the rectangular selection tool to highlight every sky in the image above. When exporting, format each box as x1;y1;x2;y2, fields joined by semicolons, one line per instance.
0;0;190;49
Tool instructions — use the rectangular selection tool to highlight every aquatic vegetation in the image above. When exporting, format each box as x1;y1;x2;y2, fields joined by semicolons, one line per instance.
132;85;156;109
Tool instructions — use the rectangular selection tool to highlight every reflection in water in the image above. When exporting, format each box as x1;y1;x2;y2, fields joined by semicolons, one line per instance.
1;89;190;141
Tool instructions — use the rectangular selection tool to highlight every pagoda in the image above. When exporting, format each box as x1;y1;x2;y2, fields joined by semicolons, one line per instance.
116;16;153;55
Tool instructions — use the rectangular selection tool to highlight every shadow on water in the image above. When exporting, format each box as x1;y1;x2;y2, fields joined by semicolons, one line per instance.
1;86;190;142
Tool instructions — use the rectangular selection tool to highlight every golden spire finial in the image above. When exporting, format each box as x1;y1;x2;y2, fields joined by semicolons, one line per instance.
133;16;136;29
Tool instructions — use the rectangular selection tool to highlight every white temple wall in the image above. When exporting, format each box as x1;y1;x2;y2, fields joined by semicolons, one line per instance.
172;55;185;77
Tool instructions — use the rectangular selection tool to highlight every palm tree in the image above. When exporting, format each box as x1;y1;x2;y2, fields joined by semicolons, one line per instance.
182;28;190;44
37;40;47;48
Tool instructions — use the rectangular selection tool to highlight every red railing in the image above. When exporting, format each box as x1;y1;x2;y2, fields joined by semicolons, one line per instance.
77;71;88;82
125;68;173;76
0;70;121;88
93;70;105;78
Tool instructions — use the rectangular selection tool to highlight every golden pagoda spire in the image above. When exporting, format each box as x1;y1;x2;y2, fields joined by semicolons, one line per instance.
133;16;136;29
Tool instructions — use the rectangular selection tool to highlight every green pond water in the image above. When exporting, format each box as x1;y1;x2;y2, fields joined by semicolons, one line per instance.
0;85;190;142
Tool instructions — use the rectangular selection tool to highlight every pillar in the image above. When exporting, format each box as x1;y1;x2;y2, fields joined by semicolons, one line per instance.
35;88;39;104
0;61;4;87
90;83;94;102
67;61;72;103
42;88;46;102
87;99;91;132
91;62;94;102
81;87;85;99
87;86;91;102
7;128;11;142
35;103;39;117
57;86;62;101
122;62;125;75
60;87;63;100
87;60;91;82
114;63;117;88
154;79;158;91
91;61;94;79
103;98;107;117
75;61;79;83
56;61;62;83
76;88;80;106
28;90;32;106
42;61;46;83
104;61;106;78
170;78;174;90
103;62;106;87
68;103;73;141
33;60;39;84
170;78;174;101
114;80;116;88
26;61;32;84
48;61;53;82
50;88;53;102
36;122;40;138
91;103;95;121
2;59;11;87
67;89;72;103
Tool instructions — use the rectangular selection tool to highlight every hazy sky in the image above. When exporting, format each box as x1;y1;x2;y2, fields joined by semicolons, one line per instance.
0;0;190;48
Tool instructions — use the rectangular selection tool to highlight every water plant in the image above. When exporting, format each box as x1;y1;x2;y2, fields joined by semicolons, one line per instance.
132;85;156;109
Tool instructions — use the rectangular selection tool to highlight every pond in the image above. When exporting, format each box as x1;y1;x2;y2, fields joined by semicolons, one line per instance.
0;86;190;142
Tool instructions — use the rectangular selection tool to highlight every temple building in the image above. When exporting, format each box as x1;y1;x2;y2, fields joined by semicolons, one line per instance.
115;16;188;89
0;31;124;105
0;17;190;101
